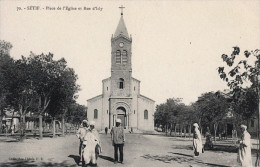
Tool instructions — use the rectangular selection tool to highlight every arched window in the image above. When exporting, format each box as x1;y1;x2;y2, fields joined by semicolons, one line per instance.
122;50;127;64
94;109;98;119
116;50;121;64
144;110;148;119
119;78;124;89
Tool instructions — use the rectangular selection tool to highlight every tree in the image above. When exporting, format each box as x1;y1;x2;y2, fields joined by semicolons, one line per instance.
0;40;14;133
217;47;260;166
7;56;37;139
52;66;80;136
194;91;229;141
22;52;80;139
66;103;87;127
154;98;193;136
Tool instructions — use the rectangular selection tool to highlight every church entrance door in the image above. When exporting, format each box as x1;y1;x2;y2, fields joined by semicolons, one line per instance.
117;115;125;128
116;107;126;128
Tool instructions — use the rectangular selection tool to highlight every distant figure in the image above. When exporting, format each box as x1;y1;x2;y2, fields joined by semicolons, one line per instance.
111;119;125;164
11;125;14;135
76;120;89;158
105;127;108;135
193;123;203;157
222;130;227;140
204;127;213;150
237;124;252;167
232;129;238;144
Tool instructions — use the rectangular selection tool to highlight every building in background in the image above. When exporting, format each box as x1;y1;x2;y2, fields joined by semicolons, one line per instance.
87;10;155;131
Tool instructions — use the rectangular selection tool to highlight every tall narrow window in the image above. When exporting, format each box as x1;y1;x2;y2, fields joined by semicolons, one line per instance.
122;50;127;64
144;110;148;119
119;78;124;89
94;109;98;119
116;50;121;64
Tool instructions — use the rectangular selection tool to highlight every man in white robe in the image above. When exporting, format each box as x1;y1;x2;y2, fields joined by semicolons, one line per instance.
82;121;101;166
193;123;203;157
237;124;252;167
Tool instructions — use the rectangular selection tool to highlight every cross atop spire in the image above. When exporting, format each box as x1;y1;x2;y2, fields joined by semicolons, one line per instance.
119;5;125;15
114;5;129;38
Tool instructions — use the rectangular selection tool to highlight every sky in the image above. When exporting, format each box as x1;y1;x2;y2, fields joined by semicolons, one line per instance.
1;0;260;106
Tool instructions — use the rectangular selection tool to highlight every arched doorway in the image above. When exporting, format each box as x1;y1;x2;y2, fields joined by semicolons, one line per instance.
116;106;126;128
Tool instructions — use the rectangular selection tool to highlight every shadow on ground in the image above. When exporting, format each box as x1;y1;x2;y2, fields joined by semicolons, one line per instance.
99;155;114;162
141;153;231;167
171;144;257;154
0;160;77;167
68;155;80;166
171;145;193;150
204;145;258;154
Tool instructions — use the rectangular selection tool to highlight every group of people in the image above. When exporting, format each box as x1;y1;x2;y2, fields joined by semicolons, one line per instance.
76;120;101;166
192;123;252;167
77;120;252;166
76;118;125;166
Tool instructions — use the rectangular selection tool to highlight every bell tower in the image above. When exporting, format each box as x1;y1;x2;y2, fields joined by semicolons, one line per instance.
110;6;132;97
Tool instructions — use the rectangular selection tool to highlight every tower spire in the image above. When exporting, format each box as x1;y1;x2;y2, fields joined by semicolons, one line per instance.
119;5;125;15
114;5;129;38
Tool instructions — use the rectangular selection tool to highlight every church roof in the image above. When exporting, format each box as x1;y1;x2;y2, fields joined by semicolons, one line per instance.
87;94;102;102
139;94;155;103
114;15;129;38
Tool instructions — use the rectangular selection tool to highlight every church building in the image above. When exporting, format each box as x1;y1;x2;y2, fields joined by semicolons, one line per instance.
87;9;155;131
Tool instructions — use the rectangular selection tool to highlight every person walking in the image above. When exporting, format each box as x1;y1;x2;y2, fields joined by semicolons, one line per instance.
237;124;252;167
111;119;125;164
76;120;89;158
193;123;203;157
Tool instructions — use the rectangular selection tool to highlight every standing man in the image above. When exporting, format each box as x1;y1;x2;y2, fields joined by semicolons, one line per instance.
111;119;125;164
76;120;89;158
193;123;203;157
89;121;102;156
237;124;252;167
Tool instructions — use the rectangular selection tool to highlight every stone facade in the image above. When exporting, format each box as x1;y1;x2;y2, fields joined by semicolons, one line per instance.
87;13;155;131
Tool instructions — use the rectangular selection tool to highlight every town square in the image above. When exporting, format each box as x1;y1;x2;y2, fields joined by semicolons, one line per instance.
0;132;258;167
0;1;260;167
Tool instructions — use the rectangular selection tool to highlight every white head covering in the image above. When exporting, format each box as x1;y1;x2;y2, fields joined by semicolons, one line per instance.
240;124;247;130
89;121;95;126
116;119;121;123
82;120;88;123
193;123;199;128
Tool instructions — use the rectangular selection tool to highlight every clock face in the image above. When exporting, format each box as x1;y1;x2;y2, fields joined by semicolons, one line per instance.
119;42;124;48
